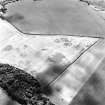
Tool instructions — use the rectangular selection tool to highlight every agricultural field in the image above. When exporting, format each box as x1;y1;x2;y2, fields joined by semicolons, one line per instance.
0;0;105;105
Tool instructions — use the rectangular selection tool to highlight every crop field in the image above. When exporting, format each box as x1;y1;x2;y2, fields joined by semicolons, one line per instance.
0;0;105;105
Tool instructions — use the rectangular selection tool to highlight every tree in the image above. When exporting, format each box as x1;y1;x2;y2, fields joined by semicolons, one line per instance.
0;63;55;105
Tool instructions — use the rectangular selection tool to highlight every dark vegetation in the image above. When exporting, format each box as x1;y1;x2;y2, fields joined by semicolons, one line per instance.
79;0;90;5
0;63;55;105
